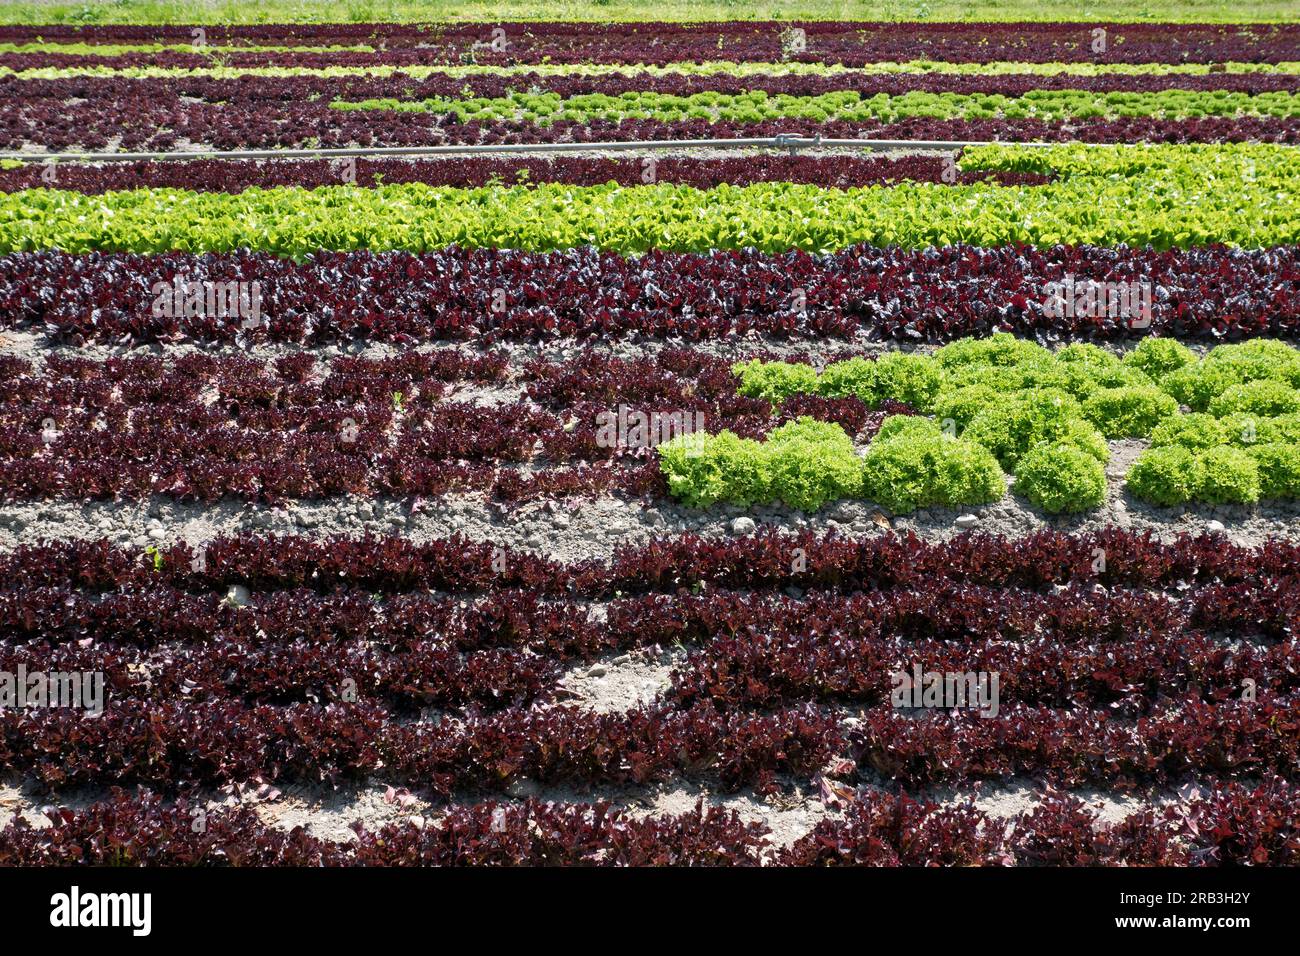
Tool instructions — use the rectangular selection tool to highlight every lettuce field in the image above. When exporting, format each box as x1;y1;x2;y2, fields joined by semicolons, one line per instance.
0;14;1297;874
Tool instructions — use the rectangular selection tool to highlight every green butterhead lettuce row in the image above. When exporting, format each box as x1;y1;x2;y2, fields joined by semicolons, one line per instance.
1152;411;1300;450
709;334;1300;513
7;0;1297;25
959;141;1300;180
1132;399;1300;506
9;61;1300;84
2;144;1296;255
780;352;944;411
1159;341;1300;406
1160;341;1300;411
332;89;1300;124
8;60;1300;81
1128;442;1265;507
659;414;1003;514
658;417;864;512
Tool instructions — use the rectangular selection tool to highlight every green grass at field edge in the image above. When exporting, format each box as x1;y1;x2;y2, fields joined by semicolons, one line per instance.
1;0;1294;26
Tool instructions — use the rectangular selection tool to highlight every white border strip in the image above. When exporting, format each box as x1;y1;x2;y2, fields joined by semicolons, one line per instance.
0;135;1063;164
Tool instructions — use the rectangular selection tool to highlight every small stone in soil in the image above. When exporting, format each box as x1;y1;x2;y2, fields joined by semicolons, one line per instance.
955;514;979;529
731;517;757;535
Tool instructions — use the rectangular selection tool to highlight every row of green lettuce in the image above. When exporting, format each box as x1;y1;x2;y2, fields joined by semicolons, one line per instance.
0;41;379;55
333;89;1300;123
6;61;1300;81
1;144;1295;254
659;336;1300;514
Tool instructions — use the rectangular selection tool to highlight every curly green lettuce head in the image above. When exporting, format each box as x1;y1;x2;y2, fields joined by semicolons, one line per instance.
1014;443;1107;514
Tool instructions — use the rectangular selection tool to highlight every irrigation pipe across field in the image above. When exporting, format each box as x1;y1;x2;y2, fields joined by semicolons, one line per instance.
0;134;1065;164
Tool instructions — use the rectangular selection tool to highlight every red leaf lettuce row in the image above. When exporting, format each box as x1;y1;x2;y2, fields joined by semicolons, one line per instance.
4;246;1295;347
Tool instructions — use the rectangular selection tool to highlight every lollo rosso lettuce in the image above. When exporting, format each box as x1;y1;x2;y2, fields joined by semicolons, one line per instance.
0;21;1296;66
4;246;1298;347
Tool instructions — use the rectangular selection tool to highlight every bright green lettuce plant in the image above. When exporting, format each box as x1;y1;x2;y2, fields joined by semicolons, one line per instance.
1081;386;1179;438
1206;379;1300;417
860;420;1005;513
763;418;864;511
1246;443;1300;499
1126;446;1202;506
1014;443;1107;514
1122;337;1196;380
931;384;1001;431
815;357;878;405
1149;412;1230;449
934;333;1052;369
658;430;746;508
1128;444;1261;505
963;391;1106;470
658;417;862;512
856;352;944;412
1195;446;1262;504
732;359;819;403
